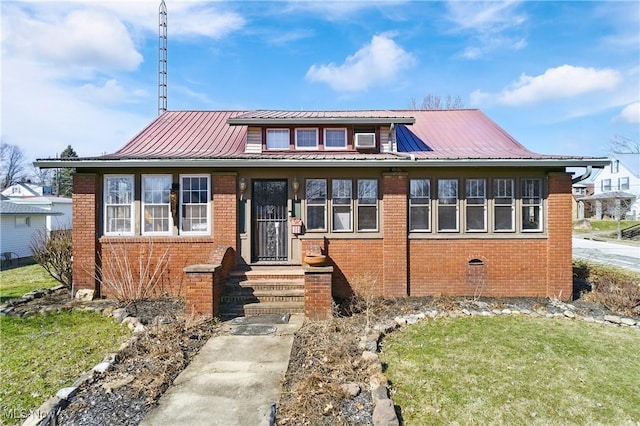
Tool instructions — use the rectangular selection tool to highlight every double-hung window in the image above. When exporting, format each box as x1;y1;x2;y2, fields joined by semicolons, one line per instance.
494;178;515;231
437;179;458;231
324;129;347;150
410;179;431;231
295;128;318;149
357;179;378;231
104;175;134;235
601;179;612;192
266;129;290;150
142;175;172;235
619;177;630;191
306;179;327;231
521;179;542;231
465;179;486;231
332;179;352;231
180;175;210;234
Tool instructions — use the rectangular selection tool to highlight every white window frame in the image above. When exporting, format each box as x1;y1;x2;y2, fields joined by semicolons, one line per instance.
324;128;347;150
180;174;211;235
437;179;459;232
521;178;543;232
493;178;515;232
409;179;431;232
619;177;630;191
295;128;319;150
266;129;290;150
15;216;30;227
104;175;134;236
356;179;378;232
305;179;327;231
331;179;353;232
141;174;172;236
465;179;487;232
602;179;612;192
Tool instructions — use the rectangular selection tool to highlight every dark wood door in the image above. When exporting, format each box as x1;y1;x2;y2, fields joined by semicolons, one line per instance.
252;180;288;262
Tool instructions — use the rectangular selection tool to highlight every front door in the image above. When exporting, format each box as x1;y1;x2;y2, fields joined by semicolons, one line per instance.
252;180;288;262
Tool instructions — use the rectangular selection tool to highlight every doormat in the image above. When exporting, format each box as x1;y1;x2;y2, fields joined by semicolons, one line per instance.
230;325;277;335
230;313;291;325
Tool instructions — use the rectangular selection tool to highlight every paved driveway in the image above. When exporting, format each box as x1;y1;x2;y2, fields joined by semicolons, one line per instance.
573;237;640;272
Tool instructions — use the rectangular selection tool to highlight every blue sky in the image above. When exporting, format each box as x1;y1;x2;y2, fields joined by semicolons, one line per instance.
1;1;638;163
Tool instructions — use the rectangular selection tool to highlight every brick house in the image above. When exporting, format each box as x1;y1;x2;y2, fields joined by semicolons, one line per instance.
36;109;607;319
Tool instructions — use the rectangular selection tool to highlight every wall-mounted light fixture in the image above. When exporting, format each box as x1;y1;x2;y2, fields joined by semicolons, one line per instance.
239;177;247;200
292;177;300;200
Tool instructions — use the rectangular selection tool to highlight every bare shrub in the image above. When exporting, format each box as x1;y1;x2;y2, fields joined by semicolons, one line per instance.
349;272;385;333
96;240;170;304
30;228;73;289
575;261;640;315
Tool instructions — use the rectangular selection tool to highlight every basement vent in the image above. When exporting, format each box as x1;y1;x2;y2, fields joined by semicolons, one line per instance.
468;259;484;266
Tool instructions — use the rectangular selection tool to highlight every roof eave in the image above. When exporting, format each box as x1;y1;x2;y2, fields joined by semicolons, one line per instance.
227;117;416;126
34;157;611;169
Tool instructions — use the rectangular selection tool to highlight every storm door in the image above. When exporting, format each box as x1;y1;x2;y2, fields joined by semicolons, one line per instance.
252;180;288;262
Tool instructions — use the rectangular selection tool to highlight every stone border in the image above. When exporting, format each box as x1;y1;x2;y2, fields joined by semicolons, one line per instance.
0;287;146;426
359;300;638;426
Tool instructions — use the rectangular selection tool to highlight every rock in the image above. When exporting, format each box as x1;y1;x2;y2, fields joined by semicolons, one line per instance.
604;315;622;324
365;331;381;352
563;310;576;319
369;373;388;389
51;284;67;291
371;385;388;402
394;317;407;326
620;318;636;326
492;309;502;315
0;306;15;315
22;396;61;426
406;315;418;325
480;311;493;317
133;323;146;333
415;313;426;320
372;398;399;426
102;376;134;393
112;308;129;323
362;351;379;363
374;321;397;334
75;289;95;301
461;309;471;316
502;309;512;315
56;386;78;400
92;361;112;374
72;371;94;388
520;309;532;315
102;306;116;316
583;316;595;323
102;353;120;364
473;301;489;310
341;382;361;398
426;310;438;318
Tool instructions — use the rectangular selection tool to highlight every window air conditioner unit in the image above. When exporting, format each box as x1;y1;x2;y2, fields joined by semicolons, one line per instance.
354;133;376;149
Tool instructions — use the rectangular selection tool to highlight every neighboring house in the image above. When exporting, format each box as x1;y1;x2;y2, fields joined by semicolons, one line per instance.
571;178;595;220
7;197;73;231
1;182;53;198
584;152;639;219
35;109;608;319
0;199;62;260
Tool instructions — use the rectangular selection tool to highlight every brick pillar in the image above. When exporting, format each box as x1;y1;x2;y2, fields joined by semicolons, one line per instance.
184;265;220;318
547;172;573;301
382;172;408;298
213;173;237;250
72;173;98;296
304;265;333;320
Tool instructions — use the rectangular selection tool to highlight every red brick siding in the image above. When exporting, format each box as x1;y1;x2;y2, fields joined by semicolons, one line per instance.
304;269;333;320
213;174;237;250
409;239;548;298
185;272;215;317
382;173;408;298
546;172;573;300
72;173;98;295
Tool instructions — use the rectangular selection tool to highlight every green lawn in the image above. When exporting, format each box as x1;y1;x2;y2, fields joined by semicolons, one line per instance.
0;264;60;303
573;220;640;232
0;311;130;425
381;316;640;425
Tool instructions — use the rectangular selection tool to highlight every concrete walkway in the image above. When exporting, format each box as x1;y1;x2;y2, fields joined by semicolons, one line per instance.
573;237;640;272
140;314;304;426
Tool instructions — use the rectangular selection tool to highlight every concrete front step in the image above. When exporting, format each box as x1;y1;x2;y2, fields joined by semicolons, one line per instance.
219;301;304;319
225;279;305;292
221;289;305;304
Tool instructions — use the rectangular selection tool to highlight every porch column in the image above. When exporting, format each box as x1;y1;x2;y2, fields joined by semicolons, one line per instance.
546;172;573;301
382;172;408;298
212;173;238;250
72;173;99;296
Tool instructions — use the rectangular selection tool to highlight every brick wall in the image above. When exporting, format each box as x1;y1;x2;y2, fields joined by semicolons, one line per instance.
213;173;237;250
304;266;333;320
382;172;408;298
72;173;98;296
546;172;573;300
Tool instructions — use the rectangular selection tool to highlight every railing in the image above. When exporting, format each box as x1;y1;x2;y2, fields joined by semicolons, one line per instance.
621;223;640;240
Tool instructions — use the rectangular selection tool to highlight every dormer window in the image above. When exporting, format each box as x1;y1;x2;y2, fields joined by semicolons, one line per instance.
295;128;318;150
266;129;290;150
324;128;347;150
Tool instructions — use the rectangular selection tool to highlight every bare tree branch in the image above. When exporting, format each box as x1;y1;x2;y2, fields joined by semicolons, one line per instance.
0;143;27;189
610;135;640;154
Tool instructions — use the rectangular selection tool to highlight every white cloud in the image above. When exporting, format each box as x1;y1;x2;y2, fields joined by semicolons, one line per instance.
471;65;622;106
75;79;147;105
284;1;408;20
305;34;415;92
617;102;640;124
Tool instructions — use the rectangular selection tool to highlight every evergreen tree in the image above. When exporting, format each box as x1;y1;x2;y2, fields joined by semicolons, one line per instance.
55;145;78;197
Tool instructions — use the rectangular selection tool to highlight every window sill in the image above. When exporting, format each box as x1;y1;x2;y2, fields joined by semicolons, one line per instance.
409;233;548;240
299;232;383;240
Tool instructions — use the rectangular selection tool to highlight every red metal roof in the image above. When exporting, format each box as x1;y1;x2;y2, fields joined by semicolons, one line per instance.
102;109;563;161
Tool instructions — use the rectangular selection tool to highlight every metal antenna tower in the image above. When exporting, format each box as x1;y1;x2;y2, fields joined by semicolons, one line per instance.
158;0;168;115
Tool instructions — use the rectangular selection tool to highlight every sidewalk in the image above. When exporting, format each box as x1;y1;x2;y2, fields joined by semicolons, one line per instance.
140;314;304;426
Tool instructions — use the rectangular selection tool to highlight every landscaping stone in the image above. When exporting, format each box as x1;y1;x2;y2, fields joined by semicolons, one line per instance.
563;310;576;319
362;351;379;363
92;362;112;374
72;371;94;388
372;398;399;426
111;308;129;323
56;386;78;401
374;321;397;334
22;396;61;426
74;289;95;301
604;315;622;324
371;385;388;403
341;382;361;398
621;318;636;326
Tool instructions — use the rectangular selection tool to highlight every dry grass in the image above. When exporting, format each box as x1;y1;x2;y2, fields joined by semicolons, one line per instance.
574;260;640;315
